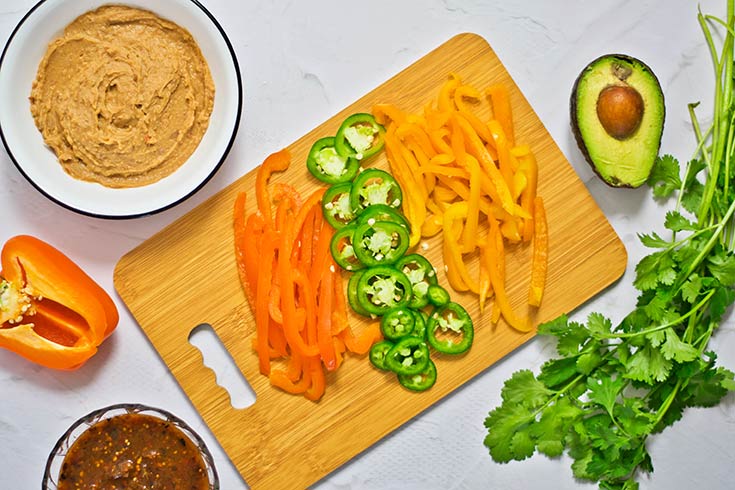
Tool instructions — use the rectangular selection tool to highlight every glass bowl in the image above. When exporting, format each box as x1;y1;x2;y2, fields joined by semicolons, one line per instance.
42;403;219;489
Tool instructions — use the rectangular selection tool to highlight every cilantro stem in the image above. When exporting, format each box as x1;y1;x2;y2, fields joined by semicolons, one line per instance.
603;288;716;340
680;195;735;282
652;378;683;429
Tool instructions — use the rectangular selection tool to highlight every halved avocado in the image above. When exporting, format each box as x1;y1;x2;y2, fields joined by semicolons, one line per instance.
570;54;665;188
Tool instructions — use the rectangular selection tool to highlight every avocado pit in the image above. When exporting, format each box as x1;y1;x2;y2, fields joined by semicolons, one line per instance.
596;85;644;140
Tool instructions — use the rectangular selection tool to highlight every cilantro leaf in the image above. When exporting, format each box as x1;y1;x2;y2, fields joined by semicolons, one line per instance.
634;250;676;291
483;403;534;462
681;274;703;303
707;248;735;286
538;357;578;388
647;154;681;198
638;232;670;249
710;286;735;322
587;374;625;417
660;328;699;363
664;210;697;232
576;348;604;375
623;344;672;384
500;370;552;408
586;313;613;339
530;396;582;457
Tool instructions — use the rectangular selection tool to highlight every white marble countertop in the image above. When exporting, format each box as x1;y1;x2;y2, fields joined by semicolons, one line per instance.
1;0;734;488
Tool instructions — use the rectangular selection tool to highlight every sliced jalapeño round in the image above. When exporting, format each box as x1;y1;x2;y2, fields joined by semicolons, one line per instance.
355;265;412;316
350;168;403;215
398;358;437;392
356;203;410;231
385;336;430;376
330;223;363;272
347;269;370;316
410;309;427;341
353;219;410;267
427;301;474;355
307;136;360;184
396;254;438;309
334;113;385;160
322;182;355;230
369;340;394;371
380;306;416;340
427;283;451;307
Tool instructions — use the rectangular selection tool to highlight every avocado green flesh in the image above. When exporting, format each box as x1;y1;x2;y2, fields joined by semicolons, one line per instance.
572;55;664;188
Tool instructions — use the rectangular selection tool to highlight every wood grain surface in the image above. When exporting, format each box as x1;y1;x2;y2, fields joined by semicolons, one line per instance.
114;33;627;489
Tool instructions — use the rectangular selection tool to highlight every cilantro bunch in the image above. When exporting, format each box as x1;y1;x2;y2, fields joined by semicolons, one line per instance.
483;3;735;489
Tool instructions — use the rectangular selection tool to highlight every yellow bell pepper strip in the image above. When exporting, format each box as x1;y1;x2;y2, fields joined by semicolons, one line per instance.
448;116;481;253
429;127;454;155
396;122;436;159
486;83;515;147
438;72;461;112
488;119;517;190
384;130;426;247
478;256;492;314
422;214;444;238
516;149;539;242
374;73;549;318
454;113;516;214
485;217;531;332
454;84;493;143
372;103;406;126
443;202;480;293
529;196;549;307
0;235;119;370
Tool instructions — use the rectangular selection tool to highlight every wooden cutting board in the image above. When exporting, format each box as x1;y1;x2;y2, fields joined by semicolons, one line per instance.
114;33;627;490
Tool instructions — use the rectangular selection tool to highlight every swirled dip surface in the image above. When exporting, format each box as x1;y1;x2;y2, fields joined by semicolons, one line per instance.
29;5;215;188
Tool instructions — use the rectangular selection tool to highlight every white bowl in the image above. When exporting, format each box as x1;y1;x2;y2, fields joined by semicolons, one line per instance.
0;0;242;218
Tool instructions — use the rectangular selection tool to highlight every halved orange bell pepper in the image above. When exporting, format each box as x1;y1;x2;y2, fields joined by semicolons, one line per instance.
0;235;119;370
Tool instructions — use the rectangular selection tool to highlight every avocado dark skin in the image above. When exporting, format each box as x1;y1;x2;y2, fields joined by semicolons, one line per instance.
570;54;665;188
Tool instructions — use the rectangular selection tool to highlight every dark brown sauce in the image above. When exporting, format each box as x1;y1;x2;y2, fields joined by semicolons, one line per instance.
57;413;209;490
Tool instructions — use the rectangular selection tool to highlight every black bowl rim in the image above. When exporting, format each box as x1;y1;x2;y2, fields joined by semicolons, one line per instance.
0;0;243;220
41;402;220;489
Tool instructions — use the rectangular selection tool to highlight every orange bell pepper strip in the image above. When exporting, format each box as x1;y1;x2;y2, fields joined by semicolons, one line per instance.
304;356;325;401
234;192;260;308
529;196;548;307
277;202;320;360
317;259;337;371
255;230;276;374
341;321;382;355
331;270;349;337
255;149;291;227
0;235;119;370
270;368;310;395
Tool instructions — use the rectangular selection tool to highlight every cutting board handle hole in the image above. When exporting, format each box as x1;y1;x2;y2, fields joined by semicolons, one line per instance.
189;324;256;409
